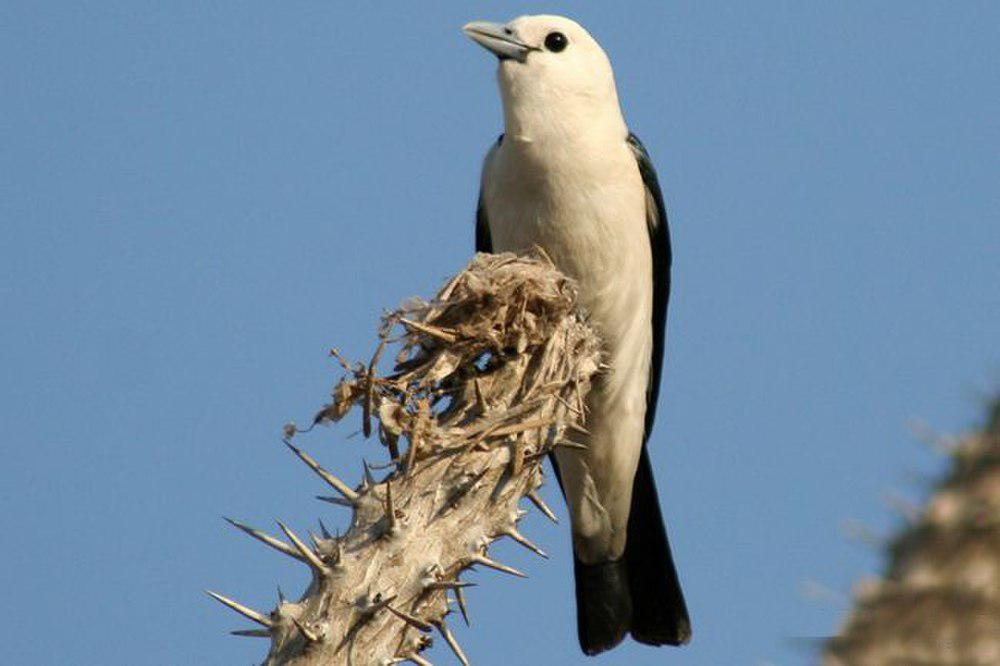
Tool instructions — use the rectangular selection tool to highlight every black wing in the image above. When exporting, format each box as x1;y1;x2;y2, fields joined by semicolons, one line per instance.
475;196;492;253
627;133;672;444
474;135;502;254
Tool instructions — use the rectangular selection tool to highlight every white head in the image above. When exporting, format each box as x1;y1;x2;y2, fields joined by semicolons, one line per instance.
463;15;627;143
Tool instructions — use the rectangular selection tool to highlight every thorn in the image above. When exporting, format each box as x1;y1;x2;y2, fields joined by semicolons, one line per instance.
554;393;583;417
277;521;328;574
230;629;271;638
490;417;556;438
362;381;373;439
363;459;377;488
454;583;470;626
405;434;420;476
554;439;588;451
408;654;434;666
384;479;397;532
277;586;286;604
474;377;489;414
386;431;401;463
883;491;920;523
223;517;305;563
398;316;458;343
284;440;359;503
526;490;558;523
365;593;397;616
328;346;352;371
469;553;527;578
425;580;476;592
433;620;470;666
318;518;333;540
369;335;388;371
291;616;320;643
405;400;430;475
840;518;884;550
206;590;273;628
504;528;548;558
316;495;356;508
386;604;433;632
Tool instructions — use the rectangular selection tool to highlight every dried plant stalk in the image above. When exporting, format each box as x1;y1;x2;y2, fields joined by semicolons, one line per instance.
211;253;602;665
823;400;1000;666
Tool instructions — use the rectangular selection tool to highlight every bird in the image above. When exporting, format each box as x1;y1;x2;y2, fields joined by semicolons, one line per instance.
463;15;691;655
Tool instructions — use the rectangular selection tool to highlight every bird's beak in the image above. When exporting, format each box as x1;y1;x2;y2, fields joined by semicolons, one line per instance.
462;21;536;63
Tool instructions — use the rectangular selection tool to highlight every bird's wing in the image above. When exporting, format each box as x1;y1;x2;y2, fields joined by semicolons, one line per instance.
474;135;503;253
627;133;672;444
475;197;493;253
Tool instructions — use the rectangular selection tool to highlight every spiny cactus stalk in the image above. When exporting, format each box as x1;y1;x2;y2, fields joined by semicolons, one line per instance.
210;253;602;665
823;398;1000;666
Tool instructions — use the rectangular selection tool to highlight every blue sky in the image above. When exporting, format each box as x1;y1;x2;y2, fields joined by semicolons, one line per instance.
2;2;998;665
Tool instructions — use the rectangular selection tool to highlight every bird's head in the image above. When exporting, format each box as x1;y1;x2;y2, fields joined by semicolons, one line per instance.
463;15;626;142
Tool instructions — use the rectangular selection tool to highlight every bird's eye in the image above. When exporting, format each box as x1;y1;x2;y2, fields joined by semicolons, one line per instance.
544;32;568;52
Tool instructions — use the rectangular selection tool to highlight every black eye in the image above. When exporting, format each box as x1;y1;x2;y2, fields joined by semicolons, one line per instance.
544;32;567;52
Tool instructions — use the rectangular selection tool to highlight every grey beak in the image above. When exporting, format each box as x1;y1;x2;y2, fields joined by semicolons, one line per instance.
462;21;536;63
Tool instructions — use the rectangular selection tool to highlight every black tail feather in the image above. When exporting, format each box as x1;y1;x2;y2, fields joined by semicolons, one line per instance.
574;557;631;655
625;447;691;646
559;446;690;654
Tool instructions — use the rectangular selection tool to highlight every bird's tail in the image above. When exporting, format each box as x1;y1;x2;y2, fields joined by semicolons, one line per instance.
574;556;632;655
625;446;691;646
573;447;691;654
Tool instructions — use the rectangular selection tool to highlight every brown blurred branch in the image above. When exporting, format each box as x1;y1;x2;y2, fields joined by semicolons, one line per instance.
823;398;1000;666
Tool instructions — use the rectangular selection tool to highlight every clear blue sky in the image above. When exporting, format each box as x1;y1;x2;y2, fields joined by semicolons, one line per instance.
2;3;998;665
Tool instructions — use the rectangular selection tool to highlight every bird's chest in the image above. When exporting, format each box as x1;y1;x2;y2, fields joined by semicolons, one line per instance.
483;144;652;329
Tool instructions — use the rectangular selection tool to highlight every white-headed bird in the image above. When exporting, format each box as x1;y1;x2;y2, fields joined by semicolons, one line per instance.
463;15;691;655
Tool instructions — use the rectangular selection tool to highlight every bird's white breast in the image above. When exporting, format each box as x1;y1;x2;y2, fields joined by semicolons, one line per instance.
483;136;653;560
